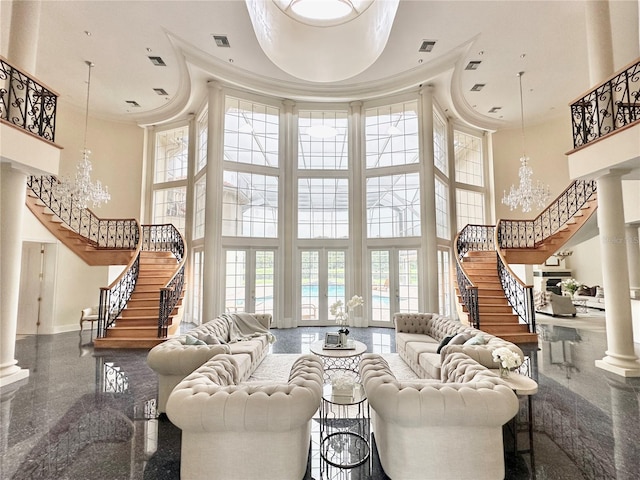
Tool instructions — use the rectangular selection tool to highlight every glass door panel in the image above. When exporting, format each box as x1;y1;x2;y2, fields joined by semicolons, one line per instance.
300;249;346;323
254;251;275;315
371;251;390;322
225;250;246;313
225;249;275;315
301;251;319;321
369;249;419;324
398;249;419;312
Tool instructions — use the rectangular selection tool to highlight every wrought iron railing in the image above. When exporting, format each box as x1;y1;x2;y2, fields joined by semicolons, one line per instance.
0;56;58;142
496;248;536;334
570;57;640;149
454;225;496;329
497;180;597;249
27;175;139;249
141;225;186;337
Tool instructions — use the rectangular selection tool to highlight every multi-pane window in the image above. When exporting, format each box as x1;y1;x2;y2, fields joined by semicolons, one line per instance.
298;178;349;239
152;187;186;232
225;250;246;312
434;113;448;176
154;127;188;183
298;111;348;169
254;251;275;315
222;171;278;238
301;251;320;321
366;173;421;238
437;248;451;316
456;189;485;227
193;176;206;239
224;97;279;167
435;177;449;239
365;101;419;168
191;249;204;323
454;131;483;186
197;110;208;173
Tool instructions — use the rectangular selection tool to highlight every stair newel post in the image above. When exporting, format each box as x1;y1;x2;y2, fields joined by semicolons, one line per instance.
98;287;108;338
526;286;536;334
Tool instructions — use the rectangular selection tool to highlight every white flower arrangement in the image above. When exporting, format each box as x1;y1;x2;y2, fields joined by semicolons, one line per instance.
492;347;522;370
330;295;364;327
557;278;582;296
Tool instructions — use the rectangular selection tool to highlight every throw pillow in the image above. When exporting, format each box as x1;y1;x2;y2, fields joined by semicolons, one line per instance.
596;287;604;298
199;333;221;345
180;334;206;346
448;332;472;346
436;335;455;354
576;285;591;296
463;333;487;346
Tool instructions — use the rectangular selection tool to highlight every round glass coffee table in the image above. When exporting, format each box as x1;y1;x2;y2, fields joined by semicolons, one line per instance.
309;339;367;381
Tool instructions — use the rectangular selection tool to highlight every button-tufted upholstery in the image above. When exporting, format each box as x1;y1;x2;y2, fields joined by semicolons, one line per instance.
167;353;324;480
394;312;524;379
360;352;519;480
147;313;272;412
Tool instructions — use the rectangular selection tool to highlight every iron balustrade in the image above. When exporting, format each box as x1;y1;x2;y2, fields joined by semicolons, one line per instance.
497;254;535;334
0;56;58;142
27;175;139;249
141;224;186;338
98;253;140;337
570;57;640;149
455;225;496;329
497;180;597;249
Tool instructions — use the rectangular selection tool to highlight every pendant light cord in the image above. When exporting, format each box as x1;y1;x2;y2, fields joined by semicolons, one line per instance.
518;71;526;158
83;61;94;152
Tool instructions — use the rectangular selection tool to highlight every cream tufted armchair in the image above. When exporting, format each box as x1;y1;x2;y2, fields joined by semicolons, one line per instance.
360;352;520;480
167;353;324;480
79;306;100;333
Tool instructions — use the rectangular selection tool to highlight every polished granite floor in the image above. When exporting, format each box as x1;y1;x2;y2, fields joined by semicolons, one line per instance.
2;311;640;479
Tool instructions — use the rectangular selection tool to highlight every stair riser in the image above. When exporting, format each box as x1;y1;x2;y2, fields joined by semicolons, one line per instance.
106;327;159;338
479;324;531;334
121;308;160;317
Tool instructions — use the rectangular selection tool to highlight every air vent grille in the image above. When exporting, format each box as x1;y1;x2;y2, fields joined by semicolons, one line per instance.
153;88;168;96
471;84;485;92
126;100;141;107
419;40;436;53
148;56;166;67
488;106;502;113
466;61;482;70
213;35;230;48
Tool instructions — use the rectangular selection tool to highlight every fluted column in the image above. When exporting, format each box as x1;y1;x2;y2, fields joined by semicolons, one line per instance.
594;170;640;376
625;223;640;299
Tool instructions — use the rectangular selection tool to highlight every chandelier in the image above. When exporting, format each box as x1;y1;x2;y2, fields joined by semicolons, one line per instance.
501;71;549;213
57;61;110;209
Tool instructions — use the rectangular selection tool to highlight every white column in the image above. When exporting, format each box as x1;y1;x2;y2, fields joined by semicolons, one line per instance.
8;0;41;73
594;171;640;376
202;81;224;321
0;164;30;387
625;223;640;299
281;99;296;328
419;86;439;311
585;0;614;84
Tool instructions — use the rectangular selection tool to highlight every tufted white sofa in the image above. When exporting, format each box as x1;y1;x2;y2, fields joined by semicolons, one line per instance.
360;352;519;480
167;353;324;480
147;313;272;412
394;312;524;379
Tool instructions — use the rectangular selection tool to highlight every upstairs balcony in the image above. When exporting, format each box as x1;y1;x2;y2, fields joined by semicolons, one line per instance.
567;57;640;180
0;56;61;174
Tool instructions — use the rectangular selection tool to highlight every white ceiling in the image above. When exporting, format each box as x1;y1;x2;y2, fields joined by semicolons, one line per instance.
2;1;638;131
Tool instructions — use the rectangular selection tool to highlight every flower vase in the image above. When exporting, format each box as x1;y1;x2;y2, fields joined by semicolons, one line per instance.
499;364;510;378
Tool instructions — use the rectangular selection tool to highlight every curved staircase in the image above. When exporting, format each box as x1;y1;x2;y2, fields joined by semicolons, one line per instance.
455;180;597;345
26;175;186;349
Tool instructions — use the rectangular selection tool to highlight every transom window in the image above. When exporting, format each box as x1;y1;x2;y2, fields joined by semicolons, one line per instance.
298;110;348;169
222;171;278;238
298;178;349;239
365;101;419;169
366;173;421;238
154;127;188;183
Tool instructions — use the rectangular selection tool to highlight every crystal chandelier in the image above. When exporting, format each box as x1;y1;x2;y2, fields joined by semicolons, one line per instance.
57;61;110;209
502;72;549;213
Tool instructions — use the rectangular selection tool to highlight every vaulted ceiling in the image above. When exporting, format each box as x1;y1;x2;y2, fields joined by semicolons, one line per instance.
2;1;637;131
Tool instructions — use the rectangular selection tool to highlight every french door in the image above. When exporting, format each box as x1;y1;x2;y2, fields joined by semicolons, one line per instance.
299;249;346;323
224;249;275;315
369;248;420;326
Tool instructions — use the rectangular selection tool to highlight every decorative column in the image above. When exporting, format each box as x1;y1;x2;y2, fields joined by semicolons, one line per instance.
281;99;296;329
202;81;224;321
594;170;640;376
0;165;30;386
419;86;439;311
625;223;640;299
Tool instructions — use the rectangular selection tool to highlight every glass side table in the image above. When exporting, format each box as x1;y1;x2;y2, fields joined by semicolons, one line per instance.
320;382;370;471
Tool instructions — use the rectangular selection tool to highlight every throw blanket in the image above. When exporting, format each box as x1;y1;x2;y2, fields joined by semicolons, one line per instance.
220;313;276;344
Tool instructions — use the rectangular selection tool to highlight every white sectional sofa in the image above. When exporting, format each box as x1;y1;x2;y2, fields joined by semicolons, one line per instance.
360;352;519;480
147;313;272;412
394;312;525;379
167;353;324;480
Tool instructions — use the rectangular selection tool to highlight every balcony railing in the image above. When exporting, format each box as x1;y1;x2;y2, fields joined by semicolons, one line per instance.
0;56;58;142
570;57;640;149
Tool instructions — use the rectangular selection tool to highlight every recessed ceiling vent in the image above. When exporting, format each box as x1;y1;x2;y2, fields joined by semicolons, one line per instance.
488;106;502;113
419;40;436;52
213;35;231;47
153;88;168;96
466;60;482;70
471;84;485;92
148;56;166;66
126;100;141;107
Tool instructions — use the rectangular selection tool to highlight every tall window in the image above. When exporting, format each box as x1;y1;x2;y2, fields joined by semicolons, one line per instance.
152;126;189;233
433;113;448;176
365;102;419;168
366;173;421;238
454;130;486;228
298;178;349;239
222;171;278;238
434;177;449;239
298;111;348;170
